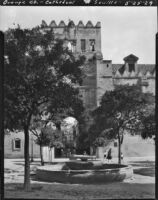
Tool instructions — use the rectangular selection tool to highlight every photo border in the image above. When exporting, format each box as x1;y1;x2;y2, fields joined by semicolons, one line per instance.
0;1;157;200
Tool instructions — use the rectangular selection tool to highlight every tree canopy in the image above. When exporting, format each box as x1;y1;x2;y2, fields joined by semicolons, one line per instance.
137;104;155;139
88;84;155;163
4;25;85;190
89;84;155;143
4;26;85;131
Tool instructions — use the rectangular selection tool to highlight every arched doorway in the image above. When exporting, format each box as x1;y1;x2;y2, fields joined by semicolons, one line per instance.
61;116;78;157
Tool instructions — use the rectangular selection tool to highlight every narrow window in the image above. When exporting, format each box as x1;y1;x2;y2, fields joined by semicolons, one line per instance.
81;39;86;52
68;40;76;52
89;39;95;51
71;40;76;53
114;141;117;147
67;42;72;51
129;64;135;72
13;138;21;151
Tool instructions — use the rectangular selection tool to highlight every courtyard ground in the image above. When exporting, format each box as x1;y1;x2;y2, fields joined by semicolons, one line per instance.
4;156;155;199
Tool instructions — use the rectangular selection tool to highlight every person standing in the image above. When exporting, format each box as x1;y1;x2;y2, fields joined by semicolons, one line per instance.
107;148;112;163
121;152;124;160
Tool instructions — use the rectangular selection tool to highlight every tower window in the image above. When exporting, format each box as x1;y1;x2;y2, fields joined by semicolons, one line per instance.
81;39;86;52
89;39;95;51
67;40;76;53
129;64;135;72
13;138;21;151
67;42;72;51
114;141;117;147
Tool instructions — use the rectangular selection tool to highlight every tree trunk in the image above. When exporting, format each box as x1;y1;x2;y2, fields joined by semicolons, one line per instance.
90;146;93;155
30;136;34;162
118;132;121;165
24;126;31;191
40;145;44;166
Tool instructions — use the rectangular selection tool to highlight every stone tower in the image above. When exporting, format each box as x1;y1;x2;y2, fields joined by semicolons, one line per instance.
96;58;114;106
40;20;155;111
41;20;102;110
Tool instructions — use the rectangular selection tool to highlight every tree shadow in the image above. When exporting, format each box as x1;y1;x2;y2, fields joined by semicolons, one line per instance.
4;182;155;199
13;160;41;163
129;161;155;167
5;183;43;192
4;168;19;173
133;167;155;177
13;162;24;166
13;161;41;167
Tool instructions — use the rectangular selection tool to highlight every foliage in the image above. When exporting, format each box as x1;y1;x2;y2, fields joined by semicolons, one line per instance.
89;84;155;163
140;114;155;139
93;137;107;147
4;25;85;190
92;128;113;147
137;105;155;139
31;114;62;146
34;126;64;147
89;84;155;144
4;26;85;131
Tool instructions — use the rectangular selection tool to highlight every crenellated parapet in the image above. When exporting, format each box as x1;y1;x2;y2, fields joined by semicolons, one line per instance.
39;19;102;55
114;69;155;79
40;20;101;28
58;20;66;27
49;20;57;27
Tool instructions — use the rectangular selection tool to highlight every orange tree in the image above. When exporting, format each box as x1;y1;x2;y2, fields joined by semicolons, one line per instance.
138;104;155;140
4;25;85;191
89;84;155;164
32;124;64;166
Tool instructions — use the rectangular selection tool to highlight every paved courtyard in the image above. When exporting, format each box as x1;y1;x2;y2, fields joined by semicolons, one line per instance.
4;156;155;199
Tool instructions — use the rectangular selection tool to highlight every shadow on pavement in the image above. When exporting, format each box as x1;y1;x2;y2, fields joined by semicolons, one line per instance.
133;167;155;177
4;182;155;199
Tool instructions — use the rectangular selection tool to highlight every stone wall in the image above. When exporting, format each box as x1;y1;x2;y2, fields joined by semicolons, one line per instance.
102;134;155;158
42;146;55;162
4;131;40;158
80;59;97;109
142;77;155;95
96;60;114;106
42;20;155;108
48;21;101;109
113;77;139;86
42;20;101;54
74;25;101;54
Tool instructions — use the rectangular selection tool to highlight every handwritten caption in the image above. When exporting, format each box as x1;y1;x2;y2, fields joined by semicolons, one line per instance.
2;0;75;5
93;0;155;5
1;0;156;6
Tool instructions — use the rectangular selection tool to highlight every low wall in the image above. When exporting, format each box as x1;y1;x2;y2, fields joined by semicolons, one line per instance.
36;163;133;183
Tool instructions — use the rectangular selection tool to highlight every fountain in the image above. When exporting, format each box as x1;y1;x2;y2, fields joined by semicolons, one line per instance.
36;156;133;183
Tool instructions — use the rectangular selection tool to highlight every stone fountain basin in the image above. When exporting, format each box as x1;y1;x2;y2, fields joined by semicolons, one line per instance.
36;161;133;183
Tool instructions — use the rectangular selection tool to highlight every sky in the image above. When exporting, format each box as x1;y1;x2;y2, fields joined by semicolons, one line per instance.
0;6;157;64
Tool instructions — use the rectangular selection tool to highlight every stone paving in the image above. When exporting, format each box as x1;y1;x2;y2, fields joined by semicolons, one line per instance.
4;156;155;184
4;156;155;199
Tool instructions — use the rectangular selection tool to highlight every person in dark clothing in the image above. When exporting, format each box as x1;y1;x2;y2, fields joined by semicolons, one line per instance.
104;151;107;159
107;148;112;162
